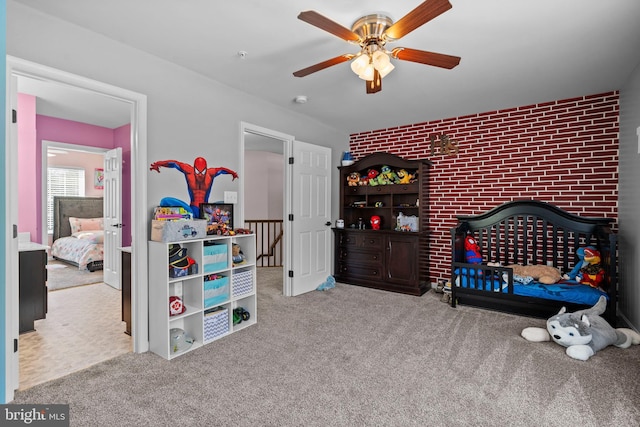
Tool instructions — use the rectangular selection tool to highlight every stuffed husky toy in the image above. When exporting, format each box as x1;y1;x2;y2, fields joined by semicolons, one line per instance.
521;296;640;361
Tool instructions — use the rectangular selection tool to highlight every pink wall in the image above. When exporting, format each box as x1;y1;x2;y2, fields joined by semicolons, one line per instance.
17;94;38;241
350;91;619;284
34;115;116;244
17;98;131;244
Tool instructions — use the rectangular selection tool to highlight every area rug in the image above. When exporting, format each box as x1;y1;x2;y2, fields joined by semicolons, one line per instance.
46;260;103;291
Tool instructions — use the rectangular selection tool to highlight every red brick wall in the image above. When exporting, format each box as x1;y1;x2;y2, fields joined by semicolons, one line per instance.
349;92;619;284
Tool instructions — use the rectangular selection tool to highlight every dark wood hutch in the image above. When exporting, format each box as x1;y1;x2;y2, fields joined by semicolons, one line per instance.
333;152;431;296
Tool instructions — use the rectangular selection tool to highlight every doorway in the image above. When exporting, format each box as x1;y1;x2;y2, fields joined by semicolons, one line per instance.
239;122;332;297
243;128;285;292
5;57;149;400
19;98;127;390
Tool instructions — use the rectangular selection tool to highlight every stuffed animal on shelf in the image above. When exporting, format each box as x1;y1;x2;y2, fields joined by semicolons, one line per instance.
347;171;360;186
379;165;399;184
396;169;414;184
366;169;380;186
521;296;640;361
506;264;562;284
563;246;606;289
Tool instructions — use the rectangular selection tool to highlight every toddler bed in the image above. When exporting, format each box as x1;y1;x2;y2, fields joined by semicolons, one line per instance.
51;196;104;272
449;200;617;324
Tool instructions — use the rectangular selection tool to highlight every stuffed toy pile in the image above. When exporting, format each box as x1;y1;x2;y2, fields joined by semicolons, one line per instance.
521;296;640;360
506;264;562;285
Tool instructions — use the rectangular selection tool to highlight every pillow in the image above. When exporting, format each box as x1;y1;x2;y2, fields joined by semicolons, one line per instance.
72;230;104;244
69;217;104;234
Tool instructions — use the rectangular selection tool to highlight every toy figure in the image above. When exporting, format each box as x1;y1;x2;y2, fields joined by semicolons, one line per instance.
464;234;482;264
379;165;399;184
232;243;246;265
563;246;606;289
150;157;238;217
396;169;414;184
366;169;380;186
347;171;360;186
370;215;381;230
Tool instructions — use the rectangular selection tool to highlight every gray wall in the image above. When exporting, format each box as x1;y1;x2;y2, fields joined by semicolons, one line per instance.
618;63;640;330
7;1;349;225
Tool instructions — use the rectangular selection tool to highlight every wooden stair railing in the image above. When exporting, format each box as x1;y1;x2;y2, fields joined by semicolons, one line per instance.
244;219;283;267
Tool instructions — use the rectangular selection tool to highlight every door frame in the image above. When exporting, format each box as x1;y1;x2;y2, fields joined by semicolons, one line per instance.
41;140;109;246
239;122;294;295
5;56;149;401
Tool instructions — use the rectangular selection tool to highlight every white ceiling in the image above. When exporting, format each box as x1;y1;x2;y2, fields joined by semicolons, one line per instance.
12;0;640;134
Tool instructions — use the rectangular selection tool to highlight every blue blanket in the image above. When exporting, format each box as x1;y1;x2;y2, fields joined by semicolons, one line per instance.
454;268;607;306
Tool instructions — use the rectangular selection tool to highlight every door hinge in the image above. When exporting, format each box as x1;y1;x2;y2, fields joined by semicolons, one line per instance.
13;224;18;239
288;214;294;221
288;270;294;278
12;109;17;123
14;338;18;353
289;157;294;164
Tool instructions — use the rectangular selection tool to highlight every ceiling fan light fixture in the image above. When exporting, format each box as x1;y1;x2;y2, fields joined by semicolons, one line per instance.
377;62;395;78
350;53;370;76
372;50;390;69
358;63;375;81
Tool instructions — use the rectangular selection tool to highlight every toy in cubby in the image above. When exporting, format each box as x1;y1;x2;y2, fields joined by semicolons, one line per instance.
232;243;246;266
203;273;230;308
168;243;198;277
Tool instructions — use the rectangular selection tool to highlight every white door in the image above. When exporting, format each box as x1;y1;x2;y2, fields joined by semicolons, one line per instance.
103;148;122;289
290;141;332;296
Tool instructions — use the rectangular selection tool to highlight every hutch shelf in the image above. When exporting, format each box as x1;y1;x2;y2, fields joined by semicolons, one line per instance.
334;152;431;296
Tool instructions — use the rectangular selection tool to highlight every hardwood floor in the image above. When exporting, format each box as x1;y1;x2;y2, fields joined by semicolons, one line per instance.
18;282;132;390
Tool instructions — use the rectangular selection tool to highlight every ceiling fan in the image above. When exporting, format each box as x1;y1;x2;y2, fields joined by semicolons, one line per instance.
293;0;461;94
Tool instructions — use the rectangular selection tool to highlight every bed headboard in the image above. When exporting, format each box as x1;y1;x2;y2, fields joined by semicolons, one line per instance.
53;196;104;241
450;199;616;288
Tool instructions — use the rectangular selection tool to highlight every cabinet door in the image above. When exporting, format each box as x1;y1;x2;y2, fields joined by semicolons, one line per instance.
385;234;418;286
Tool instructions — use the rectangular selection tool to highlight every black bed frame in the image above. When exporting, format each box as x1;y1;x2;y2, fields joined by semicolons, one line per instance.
52;196;104;272
449;200;617;325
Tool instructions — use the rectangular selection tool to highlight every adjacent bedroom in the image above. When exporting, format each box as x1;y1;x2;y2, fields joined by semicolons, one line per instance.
16;84;132;390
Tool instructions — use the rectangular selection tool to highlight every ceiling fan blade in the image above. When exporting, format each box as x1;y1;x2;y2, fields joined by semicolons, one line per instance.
298;11;361;42
365;69;382;94
392;47;460;69
293;54;355;77
384;0;452;40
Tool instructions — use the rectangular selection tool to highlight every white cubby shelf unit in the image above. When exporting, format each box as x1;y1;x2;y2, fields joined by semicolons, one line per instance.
149;233;257;360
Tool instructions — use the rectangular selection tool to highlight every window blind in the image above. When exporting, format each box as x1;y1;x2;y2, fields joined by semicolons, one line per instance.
47;167;86;233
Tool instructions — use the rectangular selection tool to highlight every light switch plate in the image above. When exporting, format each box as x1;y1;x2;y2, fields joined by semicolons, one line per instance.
224;191;238;204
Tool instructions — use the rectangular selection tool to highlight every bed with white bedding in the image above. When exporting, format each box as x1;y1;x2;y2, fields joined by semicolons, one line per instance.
51;196;104;272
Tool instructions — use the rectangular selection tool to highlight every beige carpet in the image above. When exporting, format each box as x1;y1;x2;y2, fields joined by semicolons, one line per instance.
46;259;104;290
12;267;640;426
